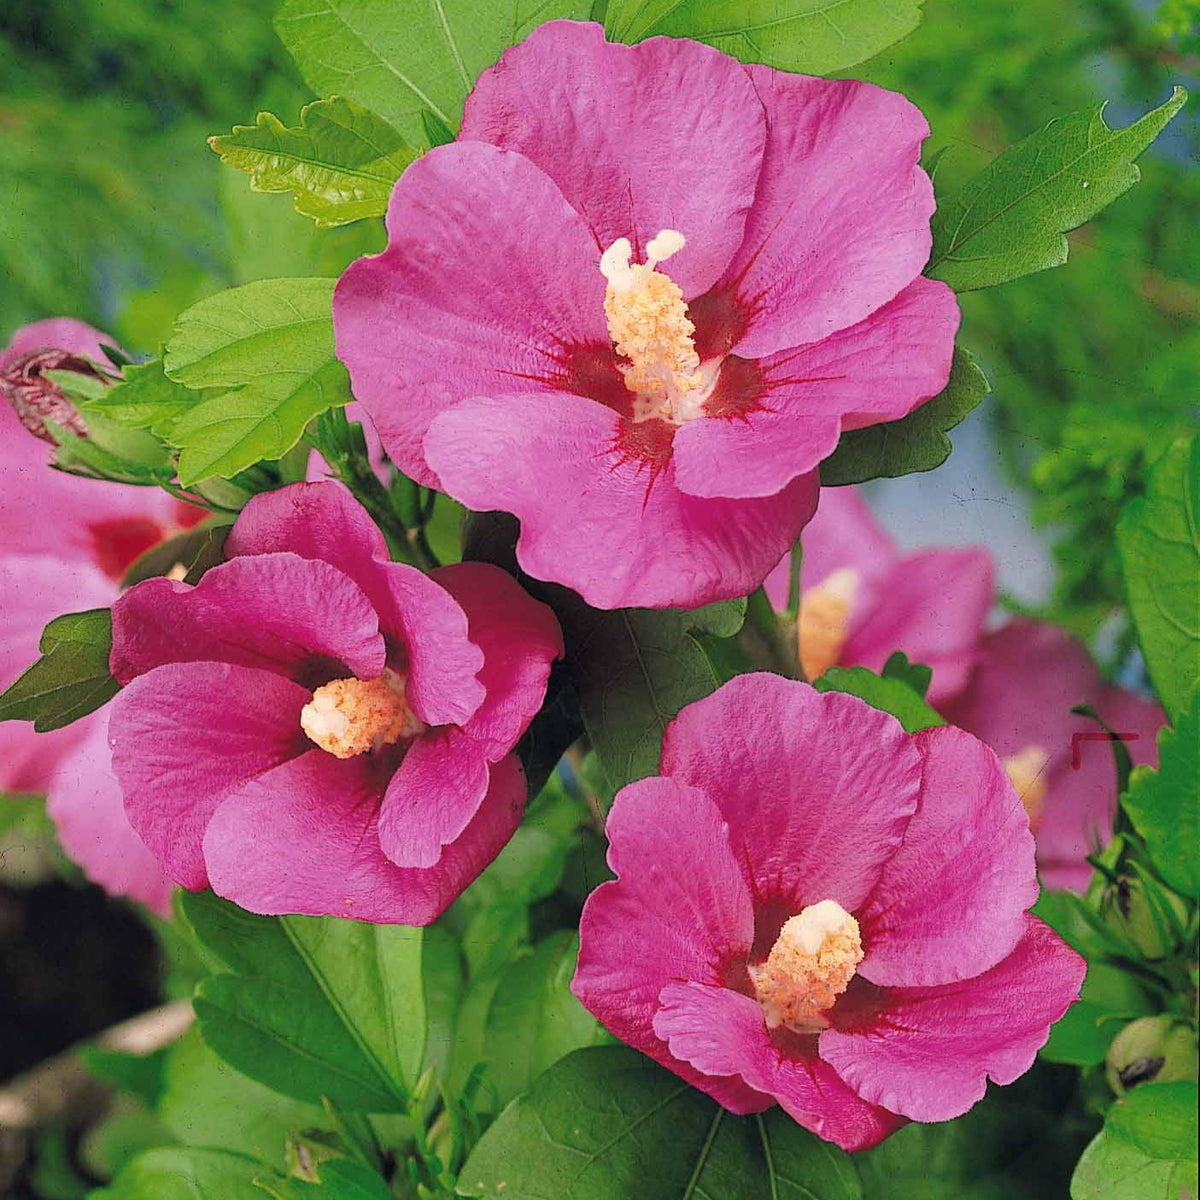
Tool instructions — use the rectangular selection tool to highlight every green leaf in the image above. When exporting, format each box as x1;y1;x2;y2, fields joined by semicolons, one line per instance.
91;1147;266;1199
1121;687;1200;897
480;932;604;1109
81;359;201;436
1071;1082;1198;1200
881;651;934;699
210;98;414;228
254;1161;393;1198
928;88;1188;291
164;278;350;486
180;891;425;1113
1117;436;1200;724
606;0;924;76
814;666;945;732
559;596;747;799
457;1045;861;1199
0;608;117;732
1040;963;1153;1067
274;0;591;150
79;1046;169;1108
819;346;990;485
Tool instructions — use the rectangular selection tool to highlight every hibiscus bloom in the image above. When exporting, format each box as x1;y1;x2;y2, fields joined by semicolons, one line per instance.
1;318;191;915
334;20;959;610
107;481;562;924
573;675;1084;1150
942;621;1164;894
764;487;992;703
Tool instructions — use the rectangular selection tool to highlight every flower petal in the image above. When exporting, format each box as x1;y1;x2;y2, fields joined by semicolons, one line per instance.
573;777;764;1113
460;20;765;298
858;725;1038;988
227;483;485;727
45;710;174;917
334;141;608;487
820;917;1085;1123
846;546;993;706
429;561;563;760
715;71;937;357
660;675;921;912
424;392;817;610
109;662;310;889
378;727;491;869
110;551;385;686
0;318;115;370
673;279;959;499
653;982;904;1151
203;750;527;925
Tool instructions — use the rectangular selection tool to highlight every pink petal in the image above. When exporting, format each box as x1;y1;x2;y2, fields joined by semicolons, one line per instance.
673;279;959;500
846;546;993;706
203;750;527;925
660;675;921;912
820;917;1085;1123
764;487;895;610
858;725;1038;988
45;711;174;917
109;662;311;889
424;392;818;609
653;983;904;1151
228;483;485;728
573;777;766;1113
714;71;937;358
460;20;765;298
0;319;115;370
429;561;563;760
940;620;1163;892
110;552;385;687
334;141;608;488
378;727;490;869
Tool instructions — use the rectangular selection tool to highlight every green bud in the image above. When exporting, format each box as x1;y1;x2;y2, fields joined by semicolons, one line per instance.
1100;876;1188;960
1105;1016;1198;1095
285;1129;346;1182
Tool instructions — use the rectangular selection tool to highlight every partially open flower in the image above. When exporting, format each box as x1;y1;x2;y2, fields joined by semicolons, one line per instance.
107;481;563;924
573;674;1084;1151
1;319;194;916
334;21;959;610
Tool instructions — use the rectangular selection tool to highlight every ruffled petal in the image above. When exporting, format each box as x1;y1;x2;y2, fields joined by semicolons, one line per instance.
573;777;765;1113
660;676;920;912
820;917;1085;1123
460;20;765;298
45;710;175;917
109;662;311;889
715;70;936;357
673;279;959;499
858;726;1038;988
110;552;385;686
378;727;491;869
0;318;115;370
654;983;903;1151
203;750;527;925
334;141;608;487
846;546;993;706
424;392;817;610
228;483;485;728
429;561;563;760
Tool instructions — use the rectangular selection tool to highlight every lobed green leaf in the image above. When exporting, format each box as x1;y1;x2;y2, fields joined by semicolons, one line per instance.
814;665;945;732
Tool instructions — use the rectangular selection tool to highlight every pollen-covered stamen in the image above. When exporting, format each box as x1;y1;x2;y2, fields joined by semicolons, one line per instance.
797;568;859;681
750;899;863;1034
1003;745;1050;826
300;669;423;759
601;230;704;424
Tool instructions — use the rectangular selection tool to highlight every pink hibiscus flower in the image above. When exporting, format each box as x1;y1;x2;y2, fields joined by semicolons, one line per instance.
942;621;1164;894
334;20;960;610
107;480;563;924
1;319;196;916
764;487;992;704
573;675;1084;1151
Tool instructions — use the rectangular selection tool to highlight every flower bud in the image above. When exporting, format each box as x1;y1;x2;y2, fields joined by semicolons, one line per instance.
0;349;107;443
1100;876;1188;960
285;1130;347;1182
1105;1016;1199;1095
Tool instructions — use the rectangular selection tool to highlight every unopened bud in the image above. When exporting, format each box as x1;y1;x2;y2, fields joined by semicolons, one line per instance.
1101;876;1188;961
1105;1016;1198;1095
0;349;107;443
285;1130;346;1182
